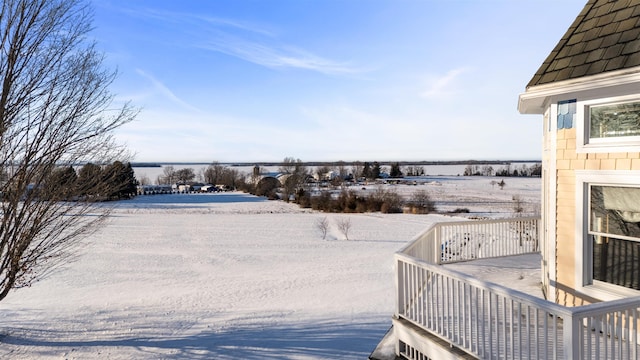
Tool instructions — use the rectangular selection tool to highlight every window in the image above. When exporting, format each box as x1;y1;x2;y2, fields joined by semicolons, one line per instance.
589;184;640;290
577;171;640;299
590;101;640;139
577;96;640;152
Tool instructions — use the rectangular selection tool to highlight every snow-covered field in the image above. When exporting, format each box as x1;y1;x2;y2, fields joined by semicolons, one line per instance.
0;176;540;359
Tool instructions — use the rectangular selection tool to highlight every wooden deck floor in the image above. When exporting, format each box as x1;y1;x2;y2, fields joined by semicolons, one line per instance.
442;253;544;299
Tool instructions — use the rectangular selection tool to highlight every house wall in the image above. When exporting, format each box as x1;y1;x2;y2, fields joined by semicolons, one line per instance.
553;127;640;306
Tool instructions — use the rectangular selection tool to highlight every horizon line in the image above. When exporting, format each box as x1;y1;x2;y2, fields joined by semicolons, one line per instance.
130;159;542;166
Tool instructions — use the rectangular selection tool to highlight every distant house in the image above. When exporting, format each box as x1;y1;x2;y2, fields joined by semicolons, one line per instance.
200;185;217;192
374;1;640;359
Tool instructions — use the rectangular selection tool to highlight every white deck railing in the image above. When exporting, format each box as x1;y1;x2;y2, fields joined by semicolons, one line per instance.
395;217;640;359
400;216;539;264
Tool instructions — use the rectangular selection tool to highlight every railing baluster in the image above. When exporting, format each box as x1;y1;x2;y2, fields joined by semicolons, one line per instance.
544;308;549;359
516;301;522;359
420;267;425;327
535;308;539;359
595;314;601;358
611;311;616;359
474;286;480;355
447;276;452;339
489;291;495;358
633;308;638;360
586;316;592;360
480;286;484;357
625;309;630;360
464;282;469;349
436;272;441;334
617;310;623;360
455;278;460;344
428;270;434;329
526;305;531;360
552;313;557;360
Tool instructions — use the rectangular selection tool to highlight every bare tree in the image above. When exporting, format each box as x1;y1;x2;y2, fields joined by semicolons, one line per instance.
315;217;329;240
336;161;348;178
336;218;352;241
175;168;195;183
138;174;151;186
351;161;364;181
280;157;308;202
408;189;436;214
0;0;136;302
315;165;331;181
203;163;240;190
158;165;176;185
279;156;304;175
203;162;226;184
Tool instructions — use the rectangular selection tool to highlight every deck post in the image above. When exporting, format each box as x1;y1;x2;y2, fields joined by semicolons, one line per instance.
396;256;405;315
563;313;580;360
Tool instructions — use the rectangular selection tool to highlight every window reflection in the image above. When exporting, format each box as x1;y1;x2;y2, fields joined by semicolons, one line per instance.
590;101;640;139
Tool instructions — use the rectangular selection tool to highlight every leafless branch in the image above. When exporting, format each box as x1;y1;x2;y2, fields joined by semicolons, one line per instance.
0;0;136;301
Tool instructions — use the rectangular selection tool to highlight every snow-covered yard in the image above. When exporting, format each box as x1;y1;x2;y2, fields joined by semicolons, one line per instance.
0;176;540;359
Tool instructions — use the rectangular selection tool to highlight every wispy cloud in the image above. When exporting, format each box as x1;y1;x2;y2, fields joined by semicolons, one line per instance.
135;69;201;112
199;38;358;75
124;7;276;37
420;67;470;99
119;6;360;75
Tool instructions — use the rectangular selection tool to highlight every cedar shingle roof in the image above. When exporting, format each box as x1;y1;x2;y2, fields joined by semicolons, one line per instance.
527;0;640;88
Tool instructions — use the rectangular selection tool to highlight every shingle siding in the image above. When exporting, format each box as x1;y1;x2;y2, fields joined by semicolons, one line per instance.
527;0;640;88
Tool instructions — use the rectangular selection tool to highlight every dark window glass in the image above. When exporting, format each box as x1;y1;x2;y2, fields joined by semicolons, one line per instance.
590;185;640;290
590;101;640;139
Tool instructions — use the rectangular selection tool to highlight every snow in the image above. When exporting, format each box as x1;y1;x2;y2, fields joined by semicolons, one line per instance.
0;176;540;359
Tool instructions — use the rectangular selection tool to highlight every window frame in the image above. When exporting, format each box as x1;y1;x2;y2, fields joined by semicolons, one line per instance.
576;171;640;301
576;95;640;153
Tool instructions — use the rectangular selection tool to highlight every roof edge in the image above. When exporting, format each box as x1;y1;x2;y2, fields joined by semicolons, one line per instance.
518;66;640;114
526;0;597;88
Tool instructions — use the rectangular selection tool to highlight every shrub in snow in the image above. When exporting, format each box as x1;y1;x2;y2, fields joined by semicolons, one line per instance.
336;218;352;240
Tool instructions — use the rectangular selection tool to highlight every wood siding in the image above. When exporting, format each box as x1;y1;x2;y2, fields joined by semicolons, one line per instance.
554;128;640;306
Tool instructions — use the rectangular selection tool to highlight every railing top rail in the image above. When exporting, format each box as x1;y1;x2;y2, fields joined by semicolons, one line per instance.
396;219;454;255
570;294;640;316
395;224;436;254
427;215;541;228
397;216;541;257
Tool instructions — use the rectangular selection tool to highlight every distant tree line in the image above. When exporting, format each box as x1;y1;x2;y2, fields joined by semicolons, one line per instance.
27;161;138;202
295;188;436;214
147;163;242;191
463;163;542;177
149;158;440;215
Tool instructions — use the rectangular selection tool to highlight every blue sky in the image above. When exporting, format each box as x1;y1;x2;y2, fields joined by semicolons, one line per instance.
91;0;587;163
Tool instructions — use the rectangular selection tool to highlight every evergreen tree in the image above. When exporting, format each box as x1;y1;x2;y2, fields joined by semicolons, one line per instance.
390;162;403;178
77;163;103;198
103;161;137;199
45;166;78;200
362;162;371;180
370;161;381;180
